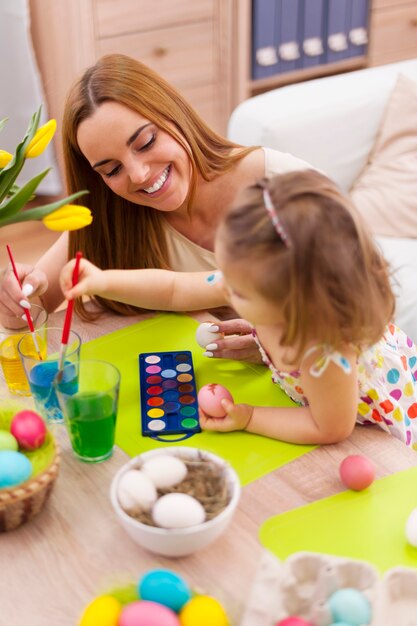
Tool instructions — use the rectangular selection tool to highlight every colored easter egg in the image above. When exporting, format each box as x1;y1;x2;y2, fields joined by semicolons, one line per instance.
339;455;375;491
195;322;223;349
78;595;121;626
0;450;32;488
0;430;18;452
197;383;233;418
405;507;417;547
179;595;229;626
10;410;47;450
119;600;180;626
152;493;206;528
328;588;371;626
138;569;191;612
275;617;312;626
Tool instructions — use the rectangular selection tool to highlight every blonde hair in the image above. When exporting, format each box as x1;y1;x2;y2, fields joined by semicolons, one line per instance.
62;53;255;319
218;170;395;359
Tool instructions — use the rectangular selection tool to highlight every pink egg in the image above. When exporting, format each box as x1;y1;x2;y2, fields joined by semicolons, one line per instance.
10;410;47;451
339;454;375;491
276;618;314;626
197;383;233;418
119;601;180;626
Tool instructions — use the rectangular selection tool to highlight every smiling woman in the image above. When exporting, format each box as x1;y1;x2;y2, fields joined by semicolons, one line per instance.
0;53;311;365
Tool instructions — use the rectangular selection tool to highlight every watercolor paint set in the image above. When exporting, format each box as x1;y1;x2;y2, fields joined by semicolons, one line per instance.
138;350;200;439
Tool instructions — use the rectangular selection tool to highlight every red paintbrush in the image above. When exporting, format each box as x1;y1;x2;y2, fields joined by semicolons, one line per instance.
6;244;43;360
58;251;82;371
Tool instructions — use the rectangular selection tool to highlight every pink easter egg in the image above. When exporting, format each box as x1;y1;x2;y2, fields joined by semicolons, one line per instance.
276;618;314;626
339;455;375;491
197;383;233;418
119;600;180;626
10;410;47;451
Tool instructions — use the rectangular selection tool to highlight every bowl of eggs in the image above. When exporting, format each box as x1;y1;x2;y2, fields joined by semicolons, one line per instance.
0;404;60;531
110;447;240;557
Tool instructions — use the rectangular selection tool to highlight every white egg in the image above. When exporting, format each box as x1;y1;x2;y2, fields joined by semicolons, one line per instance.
117;469;157;513
195;322;223;349
405;507;417;547
152;493;206;528
142;455;187;489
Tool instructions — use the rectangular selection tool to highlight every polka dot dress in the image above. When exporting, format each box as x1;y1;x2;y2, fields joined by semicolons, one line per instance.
253;325;417;449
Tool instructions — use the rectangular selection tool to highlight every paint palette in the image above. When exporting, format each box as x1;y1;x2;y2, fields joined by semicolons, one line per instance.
139;350;200;439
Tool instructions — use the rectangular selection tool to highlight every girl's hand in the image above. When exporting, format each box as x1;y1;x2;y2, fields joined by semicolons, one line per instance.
60;258;106;300
199;398;254;432
202;318;263;364
0;263;48;317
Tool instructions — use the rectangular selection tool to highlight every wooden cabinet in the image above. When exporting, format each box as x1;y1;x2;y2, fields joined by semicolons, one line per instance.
368;0;417;66
29;0;234;170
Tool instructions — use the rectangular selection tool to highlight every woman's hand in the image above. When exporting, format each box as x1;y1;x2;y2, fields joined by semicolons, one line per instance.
0;263;48;317
199;398;254;432
60;258;106;301
201;318;263;364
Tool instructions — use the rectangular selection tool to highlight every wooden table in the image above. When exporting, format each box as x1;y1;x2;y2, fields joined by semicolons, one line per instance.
1;309;417;626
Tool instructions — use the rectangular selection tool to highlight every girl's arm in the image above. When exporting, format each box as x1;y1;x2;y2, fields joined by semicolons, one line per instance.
60;258;226;311
201;348;358;444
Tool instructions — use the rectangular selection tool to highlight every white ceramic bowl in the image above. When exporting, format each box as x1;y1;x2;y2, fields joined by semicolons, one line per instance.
110;447;240;557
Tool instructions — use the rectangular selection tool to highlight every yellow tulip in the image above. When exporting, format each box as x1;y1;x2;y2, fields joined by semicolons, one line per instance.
0;150;13;168
25;119;57;158
42;204;92;231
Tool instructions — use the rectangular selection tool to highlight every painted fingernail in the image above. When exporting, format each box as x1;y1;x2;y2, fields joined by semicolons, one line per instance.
205;343;218;351
22;284;34;297
203;351;214;358
208;325;220;332
19;299;31;309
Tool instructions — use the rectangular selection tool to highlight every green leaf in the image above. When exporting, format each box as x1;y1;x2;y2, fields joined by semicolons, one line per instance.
0;108;42;203
0;190;88;227
0;118;7;133
0;168;50;219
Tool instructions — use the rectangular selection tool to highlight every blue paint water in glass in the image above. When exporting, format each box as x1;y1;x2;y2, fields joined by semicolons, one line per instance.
29;361;78;422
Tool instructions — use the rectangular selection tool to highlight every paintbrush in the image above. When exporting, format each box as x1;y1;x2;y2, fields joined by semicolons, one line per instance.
58;251;82;372
6;244;43;360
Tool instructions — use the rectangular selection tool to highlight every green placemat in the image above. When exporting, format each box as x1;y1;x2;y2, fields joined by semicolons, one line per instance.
82;313;314;485
260;465;417;572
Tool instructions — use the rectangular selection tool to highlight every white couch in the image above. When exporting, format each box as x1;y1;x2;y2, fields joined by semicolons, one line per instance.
228;59;417;342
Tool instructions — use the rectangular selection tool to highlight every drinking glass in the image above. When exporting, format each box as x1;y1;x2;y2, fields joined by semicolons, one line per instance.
54;359;120;463
0;304;48;395
18;327;81;422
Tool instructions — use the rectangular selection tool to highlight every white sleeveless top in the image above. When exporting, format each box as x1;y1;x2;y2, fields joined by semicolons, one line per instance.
164;147;310;272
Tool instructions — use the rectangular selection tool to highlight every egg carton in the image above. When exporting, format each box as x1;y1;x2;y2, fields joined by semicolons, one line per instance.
239;550;417;626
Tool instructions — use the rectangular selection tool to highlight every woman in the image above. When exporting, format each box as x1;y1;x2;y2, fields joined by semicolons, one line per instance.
0;53;310;360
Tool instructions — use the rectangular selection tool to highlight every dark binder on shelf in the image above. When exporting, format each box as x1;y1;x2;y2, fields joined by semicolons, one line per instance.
278;0;302;73
348;0;369;58
326;0;351;64
301;0;326;69
252;0;280;79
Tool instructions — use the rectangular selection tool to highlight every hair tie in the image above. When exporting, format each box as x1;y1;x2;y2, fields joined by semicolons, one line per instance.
262;188;292;248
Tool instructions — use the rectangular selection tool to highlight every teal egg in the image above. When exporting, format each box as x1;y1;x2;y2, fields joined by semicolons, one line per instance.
0;450;32;488
0;430;18;452
329;588;372;626
138;568;192;612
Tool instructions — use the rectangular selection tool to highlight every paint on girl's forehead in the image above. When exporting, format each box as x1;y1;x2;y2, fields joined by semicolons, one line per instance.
206;270;223;285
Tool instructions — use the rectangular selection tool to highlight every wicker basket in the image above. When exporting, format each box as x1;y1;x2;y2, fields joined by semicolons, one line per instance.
0;404;60;532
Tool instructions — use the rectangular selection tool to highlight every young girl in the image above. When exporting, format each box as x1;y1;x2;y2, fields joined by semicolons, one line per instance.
60;170;417;447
